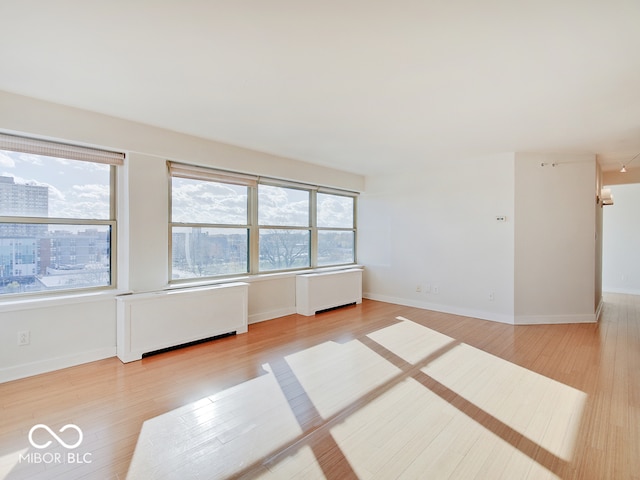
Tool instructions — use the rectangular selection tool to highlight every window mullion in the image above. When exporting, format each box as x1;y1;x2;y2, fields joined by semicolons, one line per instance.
110;165;117;221
311;190;317;268
353;196;358;264
249;184;259;274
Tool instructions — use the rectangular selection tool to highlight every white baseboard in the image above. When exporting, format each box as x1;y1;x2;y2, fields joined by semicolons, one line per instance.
603;287;640;296
364;293;601;326
363;293;515;325
0;347;116;384
513;313;597;325
249;306;297;325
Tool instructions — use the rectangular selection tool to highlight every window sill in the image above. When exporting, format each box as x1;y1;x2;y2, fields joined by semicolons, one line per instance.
0;265;365;312
166;265;364;290
0;288;130;313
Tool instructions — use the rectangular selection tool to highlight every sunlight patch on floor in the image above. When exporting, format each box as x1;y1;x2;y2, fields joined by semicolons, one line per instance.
0;448;29;480
284;340;401;418
126;366;303;479
368;317;587;462
422;342;586;462
367;316;455;364
329;377;559;480
258;445;326;479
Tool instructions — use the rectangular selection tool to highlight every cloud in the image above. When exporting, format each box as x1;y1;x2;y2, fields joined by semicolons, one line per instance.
0;152;15;168
317;194;353;228
172;179;248;224
48;184;109;219
72;184;109;200
16;152;44;166
258;185;309;226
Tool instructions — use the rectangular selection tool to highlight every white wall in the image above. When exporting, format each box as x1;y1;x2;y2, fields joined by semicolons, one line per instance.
0;91;364;382
360;152;601;326
514;153;598;324
0;297;116;383
359;153;516;324
602;183;640;295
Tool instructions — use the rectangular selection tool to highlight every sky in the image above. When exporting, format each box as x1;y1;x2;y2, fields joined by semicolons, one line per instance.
172;179;354;228
0;149;354;227
0;150;110;219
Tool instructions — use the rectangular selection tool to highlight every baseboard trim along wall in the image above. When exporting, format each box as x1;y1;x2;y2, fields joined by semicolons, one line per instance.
603;287;640;296
249;307;297;324
513;313;598;325
363;293;515;325
363;293;602;326
0;347;116;384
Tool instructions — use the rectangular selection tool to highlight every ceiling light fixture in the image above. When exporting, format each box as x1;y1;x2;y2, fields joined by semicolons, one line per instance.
621;152;640;173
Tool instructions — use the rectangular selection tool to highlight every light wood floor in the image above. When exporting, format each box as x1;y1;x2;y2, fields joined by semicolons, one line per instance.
1;295;639;479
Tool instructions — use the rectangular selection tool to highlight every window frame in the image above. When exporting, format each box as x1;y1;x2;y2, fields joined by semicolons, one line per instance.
168;172;252;280
315;190;357;268
0;133;122;298
257;182;312;273
168;162;358;284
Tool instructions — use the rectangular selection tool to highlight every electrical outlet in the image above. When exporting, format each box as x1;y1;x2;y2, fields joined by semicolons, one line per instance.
18;330;30;346
433;286;439;294
488;292;495;302
424;284;431;294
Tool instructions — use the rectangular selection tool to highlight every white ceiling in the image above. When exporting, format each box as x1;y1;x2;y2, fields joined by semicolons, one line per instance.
2;1;640;175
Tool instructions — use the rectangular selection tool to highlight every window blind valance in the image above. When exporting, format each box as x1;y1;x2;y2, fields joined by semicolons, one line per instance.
317;186;359;197
0;133;125;165
168;161;258;187
259;177;319;191
168;161;360;195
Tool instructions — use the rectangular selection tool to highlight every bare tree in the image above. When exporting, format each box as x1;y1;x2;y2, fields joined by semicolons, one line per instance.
260;230;309;270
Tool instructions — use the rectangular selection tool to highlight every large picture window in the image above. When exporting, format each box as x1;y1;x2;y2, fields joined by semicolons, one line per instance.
258;184;310;272
170;178;250;279
0;134;122;296
169;162;357;282
169;164;254;280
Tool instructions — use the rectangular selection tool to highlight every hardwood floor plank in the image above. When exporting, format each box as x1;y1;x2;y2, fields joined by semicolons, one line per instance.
1;295;639;479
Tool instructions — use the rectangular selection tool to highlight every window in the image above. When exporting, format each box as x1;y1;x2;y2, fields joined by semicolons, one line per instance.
258;184;310;272
169;162;357;282
0;133;122;296
317;192;356;266
170;177;250;279
169;163;256;280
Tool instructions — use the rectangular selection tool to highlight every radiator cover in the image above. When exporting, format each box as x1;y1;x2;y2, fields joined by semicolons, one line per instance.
296;269;363;316
116;282;248;362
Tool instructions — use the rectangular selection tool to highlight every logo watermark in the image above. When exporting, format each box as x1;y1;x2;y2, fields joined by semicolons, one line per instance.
28;424;83;449
20;423;92;465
